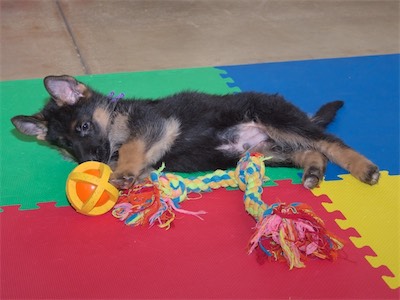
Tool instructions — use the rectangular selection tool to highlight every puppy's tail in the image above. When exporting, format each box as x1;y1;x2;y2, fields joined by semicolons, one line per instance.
310;100;344;130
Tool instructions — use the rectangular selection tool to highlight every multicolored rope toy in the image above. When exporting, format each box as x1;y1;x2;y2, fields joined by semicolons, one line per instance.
112;152;343;269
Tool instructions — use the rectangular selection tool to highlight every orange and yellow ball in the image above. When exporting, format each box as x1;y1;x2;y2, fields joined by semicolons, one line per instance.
66;161;119;216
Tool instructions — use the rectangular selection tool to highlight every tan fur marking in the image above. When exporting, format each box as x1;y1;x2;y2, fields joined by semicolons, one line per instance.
93;107;110;133
112;139;147;178
146;118;181;164
264;125;312;149
316;140;375;181
292;150;326;169
70;120;78;133
77;83;90;97
76;83;92;100
110;114;129;144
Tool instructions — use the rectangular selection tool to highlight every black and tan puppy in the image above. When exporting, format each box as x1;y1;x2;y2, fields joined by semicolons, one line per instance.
11;75;380;189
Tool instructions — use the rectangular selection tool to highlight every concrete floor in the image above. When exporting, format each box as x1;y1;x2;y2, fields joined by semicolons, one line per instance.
1;0;399;81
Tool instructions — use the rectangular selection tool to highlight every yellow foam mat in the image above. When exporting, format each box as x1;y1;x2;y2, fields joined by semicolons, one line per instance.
313;171;400;289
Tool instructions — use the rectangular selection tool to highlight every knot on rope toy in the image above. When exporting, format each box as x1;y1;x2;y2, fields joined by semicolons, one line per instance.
112;152;343;268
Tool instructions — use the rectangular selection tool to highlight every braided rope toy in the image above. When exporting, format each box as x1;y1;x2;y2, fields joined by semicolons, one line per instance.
112;152;343;269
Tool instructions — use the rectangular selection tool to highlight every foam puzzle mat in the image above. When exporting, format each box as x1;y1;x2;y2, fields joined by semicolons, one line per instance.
313;172;400;290
1;54;399;299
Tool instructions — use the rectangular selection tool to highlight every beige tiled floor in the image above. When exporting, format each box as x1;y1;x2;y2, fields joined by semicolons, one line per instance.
1;0;399;81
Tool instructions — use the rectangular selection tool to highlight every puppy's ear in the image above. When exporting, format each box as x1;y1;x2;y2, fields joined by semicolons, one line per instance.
44;75;89;106
11;115;48;140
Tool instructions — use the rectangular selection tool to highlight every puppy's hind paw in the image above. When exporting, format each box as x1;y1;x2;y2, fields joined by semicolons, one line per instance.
302;166;324;189
363;164;380;185
303;175;320;189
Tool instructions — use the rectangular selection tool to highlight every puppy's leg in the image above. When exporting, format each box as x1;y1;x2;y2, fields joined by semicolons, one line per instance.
109;118;180;189
316;140;380;185
292;150;328;189
109;139;149;189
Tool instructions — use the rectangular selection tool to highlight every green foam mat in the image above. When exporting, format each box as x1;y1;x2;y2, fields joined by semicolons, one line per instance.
0;67;239;210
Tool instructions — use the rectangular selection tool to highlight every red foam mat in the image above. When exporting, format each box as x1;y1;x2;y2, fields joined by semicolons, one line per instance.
1;181;396;299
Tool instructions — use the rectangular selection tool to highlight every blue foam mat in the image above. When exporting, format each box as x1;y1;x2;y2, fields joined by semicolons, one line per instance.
219;54;400;179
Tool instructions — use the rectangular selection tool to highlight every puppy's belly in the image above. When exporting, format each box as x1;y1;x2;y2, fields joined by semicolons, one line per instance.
216;122;269;154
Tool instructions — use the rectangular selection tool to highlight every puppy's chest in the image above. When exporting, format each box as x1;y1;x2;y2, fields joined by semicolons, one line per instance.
107;113;131;154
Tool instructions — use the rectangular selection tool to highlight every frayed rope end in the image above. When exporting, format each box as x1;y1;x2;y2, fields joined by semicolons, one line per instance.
248;203;344;270
112;178;206;229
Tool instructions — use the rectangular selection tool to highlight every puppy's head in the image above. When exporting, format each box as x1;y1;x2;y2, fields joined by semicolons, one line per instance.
11;75;113;164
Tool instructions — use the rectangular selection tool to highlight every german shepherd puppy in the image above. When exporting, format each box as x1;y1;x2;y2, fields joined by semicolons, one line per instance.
11;75;380;189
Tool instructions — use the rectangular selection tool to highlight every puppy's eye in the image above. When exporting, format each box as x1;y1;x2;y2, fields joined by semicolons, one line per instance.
81;122;90;131
76;121;92;135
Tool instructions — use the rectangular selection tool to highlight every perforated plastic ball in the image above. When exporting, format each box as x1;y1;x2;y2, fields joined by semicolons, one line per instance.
66;161;119;216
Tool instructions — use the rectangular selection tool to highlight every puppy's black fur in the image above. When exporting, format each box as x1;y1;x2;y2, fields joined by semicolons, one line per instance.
11;75;380;189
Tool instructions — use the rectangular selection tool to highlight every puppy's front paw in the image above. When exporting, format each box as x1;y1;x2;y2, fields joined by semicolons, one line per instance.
109;167;152;190
109;172;136;190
